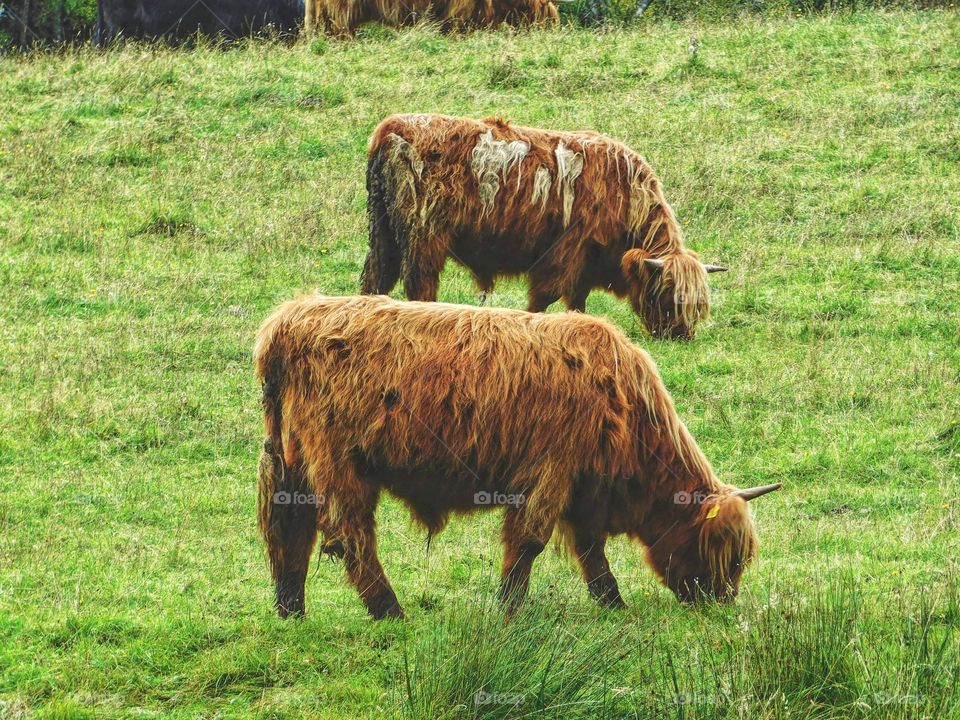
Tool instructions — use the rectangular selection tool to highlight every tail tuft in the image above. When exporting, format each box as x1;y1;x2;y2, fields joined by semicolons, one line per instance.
254;306;290;451
361;143;403;295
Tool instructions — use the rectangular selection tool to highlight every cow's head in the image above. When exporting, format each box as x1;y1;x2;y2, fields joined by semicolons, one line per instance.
645;483;780;602
621;248;726;340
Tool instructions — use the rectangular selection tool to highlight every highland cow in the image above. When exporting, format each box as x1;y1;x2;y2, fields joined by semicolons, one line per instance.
255;294;779;619
304;0;557;35
361;114;727;340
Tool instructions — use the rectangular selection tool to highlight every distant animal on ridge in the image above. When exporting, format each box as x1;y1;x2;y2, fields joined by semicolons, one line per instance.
361;113;727;340
304;0;558;36
95;0;303;45
255;294;779;619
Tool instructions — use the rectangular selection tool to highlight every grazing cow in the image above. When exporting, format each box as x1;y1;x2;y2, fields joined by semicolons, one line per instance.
304;0;557;34
361;114;727;340
255;294;779;619
95;0;303;45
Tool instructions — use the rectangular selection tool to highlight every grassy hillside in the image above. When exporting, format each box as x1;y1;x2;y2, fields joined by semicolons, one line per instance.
2;11;959;719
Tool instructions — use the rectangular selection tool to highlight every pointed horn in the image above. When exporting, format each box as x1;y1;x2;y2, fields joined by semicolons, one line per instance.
702;263;728;273
732;482;782;501
643;257;665;270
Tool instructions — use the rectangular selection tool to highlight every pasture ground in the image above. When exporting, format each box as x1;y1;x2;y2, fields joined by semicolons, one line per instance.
1;11;959;719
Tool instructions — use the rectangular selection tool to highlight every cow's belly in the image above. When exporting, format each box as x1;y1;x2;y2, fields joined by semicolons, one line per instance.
366;461;525;533
450;231;554;278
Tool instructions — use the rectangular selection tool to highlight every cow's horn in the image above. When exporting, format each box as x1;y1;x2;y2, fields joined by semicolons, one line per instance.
732;482;782;501
643;257;666;270
702;263;728;273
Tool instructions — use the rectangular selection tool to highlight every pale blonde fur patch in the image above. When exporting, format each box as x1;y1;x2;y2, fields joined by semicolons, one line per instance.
471;130;531;216
554;142;584;227
531;166;552;211
398;113;434;127
385;133;424;224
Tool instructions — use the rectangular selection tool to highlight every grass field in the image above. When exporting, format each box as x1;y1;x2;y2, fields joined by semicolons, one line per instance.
2;10;960;719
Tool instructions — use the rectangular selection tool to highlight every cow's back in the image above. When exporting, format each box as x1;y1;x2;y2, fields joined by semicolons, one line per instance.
259;295;654;488
367;114;640;259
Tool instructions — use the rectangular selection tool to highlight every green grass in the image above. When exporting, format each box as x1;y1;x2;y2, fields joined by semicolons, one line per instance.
2;10;960;719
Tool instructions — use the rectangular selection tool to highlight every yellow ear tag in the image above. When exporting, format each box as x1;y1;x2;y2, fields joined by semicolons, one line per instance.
705;505;720;520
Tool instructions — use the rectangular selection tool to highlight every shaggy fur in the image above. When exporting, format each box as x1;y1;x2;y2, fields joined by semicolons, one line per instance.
304;0;556;34
361;114;724;340
255;294;768;619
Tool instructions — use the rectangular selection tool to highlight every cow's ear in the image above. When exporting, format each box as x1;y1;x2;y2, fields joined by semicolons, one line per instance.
622;248;654;281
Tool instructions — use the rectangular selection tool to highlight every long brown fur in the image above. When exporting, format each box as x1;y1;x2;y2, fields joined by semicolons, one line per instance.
361;113;719;340
304;0;557;34
255;294;761;619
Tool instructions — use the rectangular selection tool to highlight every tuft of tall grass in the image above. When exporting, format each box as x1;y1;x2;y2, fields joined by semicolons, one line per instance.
393;594;632;719
393;578;960;719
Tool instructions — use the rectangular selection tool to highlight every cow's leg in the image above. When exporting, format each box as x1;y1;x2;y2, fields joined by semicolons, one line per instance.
527;268;563;313
527;291;559;313
258;441;318;618
471;271;495;305
527;286;560;313
572;532;625;608
402;233;448;302
498;508;548;614
317;510;345;559
295;436;401;619
562;483;623;608
326;466;403;620
563;283;592;313
343;523;402;620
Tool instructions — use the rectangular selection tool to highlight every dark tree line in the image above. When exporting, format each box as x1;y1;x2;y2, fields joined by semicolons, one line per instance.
1;0;97;47
1;0;951;48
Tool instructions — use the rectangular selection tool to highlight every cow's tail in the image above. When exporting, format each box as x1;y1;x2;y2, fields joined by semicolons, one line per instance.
254;309;293;549
360;140;403;295
253;307;288;465
254;310;323;615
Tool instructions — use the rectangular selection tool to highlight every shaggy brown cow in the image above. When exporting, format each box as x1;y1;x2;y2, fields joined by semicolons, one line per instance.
361;114;727;340
304;0;557;34
255;294;779;619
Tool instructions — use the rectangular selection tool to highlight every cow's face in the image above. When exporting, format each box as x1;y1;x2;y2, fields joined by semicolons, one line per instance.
646;496;756;603
621;249;714;340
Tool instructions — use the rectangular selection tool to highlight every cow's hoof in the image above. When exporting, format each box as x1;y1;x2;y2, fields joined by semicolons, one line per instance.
596;587;627;609
276;594;305;619
368;594;404;620
601;595;627;610
589;582;627;609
